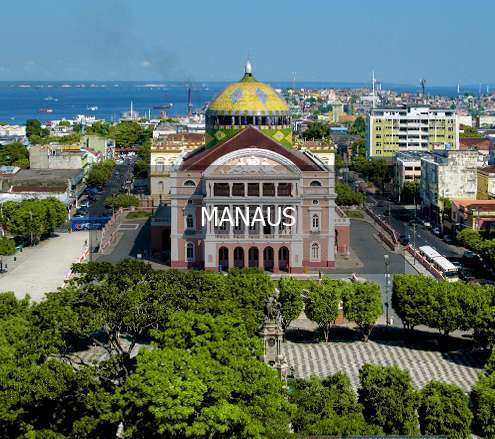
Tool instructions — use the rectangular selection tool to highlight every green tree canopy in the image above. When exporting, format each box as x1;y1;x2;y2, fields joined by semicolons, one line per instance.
343;281;383;342
0;237;16;256
104;195;140;211
358;363;419;434
133;160;148;179
460;125;483;138
119;311;296;439
277;276;304;335
335;182;364;206
303;122;332;140
306;278;347;342
0;142;29;166
352;138;366;156
418;381;472;439
348;117;366;136
470;371;495;438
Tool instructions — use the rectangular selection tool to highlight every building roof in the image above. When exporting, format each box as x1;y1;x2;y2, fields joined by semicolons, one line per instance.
179;126;322;172
480;164;495;174
206;63;289;116
10;186;67;193
459;137;491;149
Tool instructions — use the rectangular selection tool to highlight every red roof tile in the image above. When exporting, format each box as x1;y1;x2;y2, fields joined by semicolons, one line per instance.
179;126;323;172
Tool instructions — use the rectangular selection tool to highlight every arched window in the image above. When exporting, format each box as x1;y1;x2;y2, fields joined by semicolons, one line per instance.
312;214;320;229
158;181;164;192
310;242;320;262
186;214;194;229
310;180;322;186
183;180;196;186
186;242;195;262
187;199;193;205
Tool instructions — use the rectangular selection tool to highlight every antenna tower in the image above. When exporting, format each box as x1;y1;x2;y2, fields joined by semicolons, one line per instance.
420;79;426;102
292;72;296;91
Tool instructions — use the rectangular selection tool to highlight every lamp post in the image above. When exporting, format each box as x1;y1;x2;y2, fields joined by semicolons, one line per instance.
30;210;33;246
384;254;390;340
412;224;417;265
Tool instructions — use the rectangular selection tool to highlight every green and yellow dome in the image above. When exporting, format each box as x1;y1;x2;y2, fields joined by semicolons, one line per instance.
205;61;292;149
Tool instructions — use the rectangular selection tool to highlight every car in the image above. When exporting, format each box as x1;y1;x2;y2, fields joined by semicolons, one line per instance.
383;211;391;216
420;219;431;227
79;200;92;208
400;237;410;246
72;212;87;218
478;279;495;287
460;269;473;280
377;202;385;207
431;227;441;236
443;235;454;243
77;207;89;215
463;251;474;259
467;277;480;285
87;195;97;202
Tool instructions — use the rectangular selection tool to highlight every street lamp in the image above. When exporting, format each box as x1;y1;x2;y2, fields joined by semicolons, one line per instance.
384;255;390;340
30;210;33;246
412;224;417;265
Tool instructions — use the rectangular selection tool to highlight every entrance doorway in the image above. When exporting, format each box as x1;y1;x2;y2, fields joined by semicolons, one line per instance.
248;247;258;267
219;247;228;270
264;247;273;270
234;247;244;268
279;246;289;271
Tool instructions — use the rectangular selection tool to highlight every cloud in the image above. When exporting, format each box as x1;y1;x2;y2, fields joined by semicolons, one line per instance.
140;61;151;68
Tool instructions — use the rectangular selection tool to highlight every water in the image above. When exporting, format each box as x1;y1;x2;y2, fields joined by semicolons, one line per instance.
0;80;489;125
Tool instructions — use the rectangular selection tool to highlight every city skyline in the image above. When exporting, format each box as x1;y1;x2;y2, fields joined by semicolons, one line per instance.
1;0;495;85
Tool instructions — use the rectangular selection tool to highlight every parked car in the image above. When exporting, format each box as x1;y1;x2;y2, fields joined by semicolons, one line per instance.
467;277;480;285
420;219;431;227
431;227;441;236
79;200;92;208
443;235;454;243
77;206;89;215
462;251;474;259
73;212;87;218
478;279;495;287
87;195;97;202
377;201;385;207
400;237;410;246
460;269;473;280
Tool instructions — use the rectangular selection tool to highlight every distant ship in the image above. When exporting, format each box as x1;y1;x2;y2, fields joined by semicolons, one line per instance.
44;96;58;102
38;109;53;113
87;106;98;111
152;103;173;109
153;92;172;109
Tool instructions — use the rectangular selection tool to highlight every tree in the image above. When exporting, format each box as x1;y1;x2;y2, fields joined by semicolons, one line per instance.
348;117;366;136
277;276;304;336
343;281;382;342
418;381;472;439
113;122;152;148
427;280;464;336
352;138;366;156
40;197;67;229
119;311;296;439
133;160;148;179
289;372;383;435
137;141;151;163
25;119;42;138
226;267;273;334
392;274;434;332
7;200;47;242
58;121;71;127
303;122;332;140
335;182;364;206
403;179;421;204
0;237;15;256
460;125;483;138
0;142;29;166
367;158;388;186
349;155;368;174
104;195;140;210
470;371;495;439
334;153;346;169
358;363;419;434
305;278;346;342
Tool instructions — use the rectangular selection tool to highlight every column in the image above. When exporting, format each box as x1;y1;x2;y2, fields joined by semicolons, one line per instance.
229;206;233;239
258;246;264;271
274;182;279;197
244;205;249;239
273;246;280;274
228;246;234;272
274;204;279;237
297;205;303;236
244;183;248;197
229;182;233;198
259;182;263;197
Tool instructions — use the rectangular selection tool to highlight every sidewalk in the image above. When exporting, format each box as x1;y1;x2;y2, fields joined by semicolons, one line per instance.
0;230;89;301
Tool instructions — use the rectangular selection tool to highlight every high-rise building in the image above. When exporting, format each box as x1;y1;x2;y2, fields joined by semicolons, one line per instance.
365;105;458;159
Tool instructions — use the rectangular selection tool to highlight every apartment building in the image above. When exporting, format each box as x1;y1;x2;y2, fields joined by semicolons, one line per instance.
420;150;478;225
366;105;458;159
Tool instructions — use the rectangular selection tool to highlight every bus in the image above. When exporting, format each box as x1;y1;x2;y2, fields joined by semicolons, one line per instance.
71;216;112;231
431;256;459;282
418;246;442;263
418;246;459;282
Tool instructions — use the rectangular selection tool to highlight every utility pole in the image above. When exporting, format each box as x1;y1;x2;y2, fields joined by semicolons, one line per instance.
413;224;417;265
384;255;390;341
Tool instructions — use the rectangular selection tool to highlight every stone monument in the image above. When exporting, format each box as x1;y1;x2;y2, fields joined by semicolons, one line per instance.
258;292;288;382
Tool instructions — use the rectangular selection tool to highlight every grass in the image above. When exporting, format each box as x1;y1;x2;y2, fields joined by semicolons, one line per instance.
346;211;364;219
126;210;153;219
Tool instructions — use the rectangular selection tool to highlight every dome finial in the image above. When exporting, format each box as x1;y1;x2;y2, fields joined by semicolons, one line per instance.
245;59;252;74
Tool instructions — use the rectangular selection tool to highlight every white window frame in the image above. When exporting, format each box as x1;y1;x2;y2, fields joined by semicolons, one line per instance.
310;242;321;262
186;242;195;262
311;213;320;231
186;214;194;229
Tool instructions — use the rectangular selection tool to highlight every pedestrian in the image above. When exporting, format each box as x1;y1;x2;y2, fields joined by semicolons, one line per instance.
85;239;88;246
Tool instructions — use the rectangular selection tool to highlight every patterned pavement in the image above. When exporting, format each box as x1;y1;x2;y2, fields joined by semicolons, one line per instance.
284;327;484;392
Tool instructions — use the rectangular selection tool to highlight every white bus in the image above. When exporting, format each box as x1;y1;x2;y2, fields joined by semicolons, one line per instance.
418;246;442;263
418;246;459;282
432;256;459;282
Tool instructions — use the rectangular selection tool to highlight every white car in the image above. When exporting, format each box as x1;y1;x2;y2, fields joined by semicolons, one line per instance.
431;227;441;235
420;219;431;227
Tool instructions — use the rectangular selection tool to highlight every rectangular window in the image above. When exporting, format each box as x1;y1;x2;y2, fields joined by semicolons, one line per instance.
376;134;382;139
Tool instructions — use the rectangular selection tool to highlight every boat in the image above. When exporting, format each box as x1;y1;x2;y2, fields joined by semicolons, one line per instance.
38;109;53;113
153;92;172;109
87;106;98;111
44;96;58;102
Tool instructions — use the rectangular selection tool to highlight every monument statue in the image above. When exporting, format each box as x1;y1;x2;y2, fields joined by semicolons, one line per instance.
264;293;281;322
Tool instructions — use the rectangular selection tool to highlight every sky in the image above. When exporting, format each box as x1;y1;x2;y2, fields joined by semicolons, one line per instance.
1;0;495;86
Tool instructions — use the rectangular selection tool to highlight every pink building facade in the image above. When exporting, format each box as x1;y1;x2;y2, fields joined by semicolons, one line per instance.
151;127;350;273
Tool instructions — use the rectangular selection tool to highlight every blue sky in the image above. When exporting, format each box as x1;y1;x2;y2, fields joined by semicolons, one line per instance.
1;0;494;85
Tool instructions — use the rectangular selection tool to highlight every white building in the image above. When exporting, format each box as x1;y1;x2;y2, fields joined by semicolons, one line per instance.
366;105;458;159
420;150;478;225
